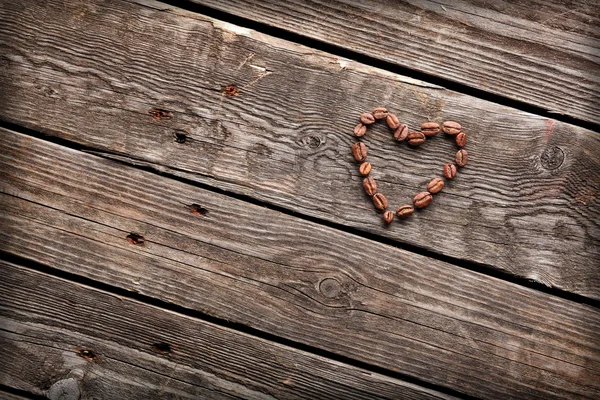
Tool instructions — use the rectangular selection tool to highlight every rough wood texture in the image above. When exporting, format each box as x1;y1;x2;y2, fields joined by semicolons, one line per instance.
1;0;598;297
1;129;599;400
0;391;32;400
0;261;452;400
194;0;600;124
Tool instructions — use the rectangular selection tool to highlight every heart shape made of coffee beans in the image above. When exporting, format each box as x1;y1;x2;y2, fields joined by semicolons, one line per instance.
351;107;469;224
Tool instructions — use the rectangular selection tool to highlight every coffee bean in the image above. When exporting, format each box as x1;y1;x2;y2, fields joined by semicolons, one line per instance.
421;122;440;137
383;210;394;224
456;131;467;147
386;113;400;130
373;193;388;211
456;149;469;166
359;162;372;176
372;107;388;120
352;142;367;162
443;163;457;179
362;177;377;196
354;123;367;137
360;112;376;125
413;191;432;208
394;124;409;142
408;131;426;146
427;177;444;194
396;204;414;218
442;121;461;135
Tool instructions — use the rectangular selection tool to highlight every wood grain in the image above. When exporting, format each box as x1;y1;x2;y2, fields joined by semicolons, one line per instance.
193;0;600;124
1;129;599;399
0;0;599;298
1;261;455;400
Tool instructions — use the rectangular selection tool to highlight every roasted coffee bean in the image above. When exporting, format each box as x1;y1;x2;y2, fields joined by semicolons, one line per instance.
443;163;457;179
360;112;376;125
394;124;409;142
456;149;469;166
383;210;394;224
396;204;414;218
427;177;444;194
362;177;377;196
421;122;440;137
354;123;367;137
456;131;467;147
442;121;461;135
386;113;400;130
373;193;388;211
352;142;367;162
359;162;372;176
407;131;426;146
413;191;432;208
372;107;388;120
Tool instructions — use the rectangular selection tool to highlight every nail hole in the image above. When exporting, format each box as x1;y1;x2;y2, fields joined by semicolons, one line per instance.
149;108;173;120
76;349;98;362
224;85;238;97
152;342;172;354
174;131;187;143
189;204;208;216
126;233;145;245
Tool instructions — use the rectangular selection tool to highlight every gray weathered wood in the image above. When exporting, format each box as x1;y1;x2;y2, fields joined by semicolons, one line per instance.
0;0;598;297
0;391;32;400
194;0;600;124
0;261;454;400
1;129;599;399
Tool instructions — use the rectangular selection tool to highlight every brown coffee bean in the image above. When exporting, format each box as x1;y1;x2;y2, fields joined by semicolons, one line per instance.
383;210;394;224
427;177;444;194
413;191;432;208
394;124;409;142
373;193;388;211
443;163;457;179
352;142;367;162
421;122;440;137
455;131;467;147
442;121;461;135
407;131;426;146
372;107;388;120
396;204;414;218
354;123;367;137
362;177;377;196
456;149;469;167
386;113;400;130
359;162;372;176
360;112;376;125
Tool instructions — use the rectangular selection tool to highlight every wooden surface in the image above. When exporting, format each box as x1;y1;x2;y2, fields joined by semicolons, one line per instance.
1;0;599;299
1;260;453;400
2;128;599;399
193;0;600;125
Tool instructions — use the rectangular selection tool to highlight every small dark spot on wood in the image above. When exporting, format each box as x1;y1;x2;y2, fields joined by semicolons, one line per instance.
149;108;173;120
126;233;145;245
319;278;342;299
540;146;564;170
189;204;208;216
174;131;187;143
224;85;238;97
152;342;172;354
76;348;98;362
305;134;325;149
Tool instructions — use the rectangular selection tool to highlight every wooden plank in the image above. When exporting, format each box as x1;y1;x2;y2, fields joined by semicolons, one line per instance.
0;391;34;400
1;0;599;298
0;261;454;400
194;0;600;125
1;129;599;399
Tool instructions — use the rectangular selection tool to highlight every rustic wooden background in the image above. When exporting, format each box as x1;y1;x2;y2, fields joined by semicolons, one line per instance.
0;0;599;399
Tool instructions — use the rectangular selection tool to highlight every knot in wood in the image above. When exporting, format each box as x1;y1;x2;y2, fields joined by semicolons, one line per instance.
540;145;564;170
319;278;342;299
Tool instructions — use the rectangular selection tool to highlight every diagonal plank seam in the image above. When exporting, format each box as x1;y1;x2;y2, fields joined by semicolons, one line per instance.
2;118;598;309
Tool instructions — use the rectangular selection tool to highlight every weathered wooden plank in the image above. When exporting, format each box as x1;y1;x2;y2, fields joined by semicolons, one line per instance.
1;0;598;297
194;0;600;125
0;391;33;400
1;129;599;399
0;261;454;400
